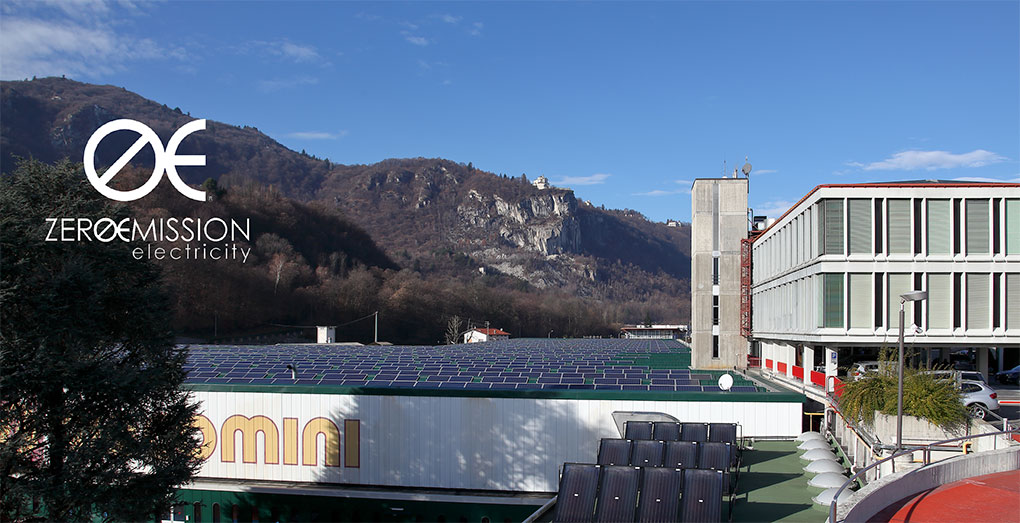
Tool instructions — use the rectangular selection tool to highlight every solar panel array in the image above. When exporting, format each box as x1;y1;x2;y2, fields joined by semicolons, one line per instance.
183;338;765;393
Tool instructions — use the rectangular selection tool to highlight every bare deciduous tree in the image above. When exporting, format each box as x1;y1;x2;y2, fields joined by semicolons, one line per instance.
445;315;464;344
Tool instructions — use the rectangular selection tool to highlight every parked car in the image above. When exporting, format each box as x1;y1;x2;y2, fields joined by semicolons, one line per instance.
850;361;880;380
959;371;986;384
960;380;999;419
996;365;1020;385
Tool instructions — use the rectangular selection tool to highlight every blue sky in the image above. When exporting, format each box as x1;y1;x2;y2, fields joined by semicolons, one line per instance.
2;0;1018;222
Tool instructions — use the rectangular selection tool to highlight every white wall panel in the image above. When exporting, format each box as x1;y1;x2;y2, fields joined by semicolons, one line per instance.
191;391;801;492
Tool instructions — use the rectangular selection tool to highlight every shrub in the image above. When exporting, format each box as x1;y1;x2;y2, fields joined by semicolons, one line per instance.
837;349;967;432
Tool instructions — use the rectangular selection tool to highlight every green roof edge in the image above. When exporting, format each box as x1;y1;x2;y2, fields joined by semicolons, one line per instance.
184;383;804;403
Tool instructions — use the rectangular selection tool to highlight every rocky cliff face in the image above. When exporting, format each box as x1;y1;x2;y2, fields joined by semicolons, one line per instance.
461;189;581;255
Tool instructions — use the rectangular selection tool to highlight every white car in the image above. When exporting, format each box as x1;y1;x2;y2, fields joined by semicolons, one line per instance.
960;380;999;419
959;371;986;384
850;361;881;380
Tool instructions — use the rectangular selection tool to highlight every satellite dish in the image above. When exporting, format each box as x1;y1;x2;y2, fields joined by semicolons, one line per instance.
741;162;752;176
718;373;734;391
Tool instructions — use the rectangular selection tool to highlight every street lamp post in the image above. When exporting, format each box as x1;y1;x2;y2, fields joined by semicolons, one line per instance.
897;290;928;451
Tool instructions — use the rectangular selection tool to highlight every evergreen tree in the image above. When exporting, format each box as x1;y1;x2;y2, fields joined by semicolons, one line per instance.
0;160;201;521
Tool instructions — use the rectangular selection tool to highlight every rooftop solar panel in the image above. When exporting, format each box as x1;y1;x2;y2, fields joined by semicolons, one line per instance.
180;339;775;397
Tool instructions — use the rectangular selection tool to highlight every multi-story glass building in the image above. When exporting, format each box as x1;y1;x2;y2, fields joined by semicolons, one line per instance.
750;181;1020;379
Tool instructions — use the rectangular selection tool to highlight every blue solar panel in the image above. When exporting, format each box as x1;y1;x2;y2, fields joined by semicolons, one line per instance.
181;339;765;395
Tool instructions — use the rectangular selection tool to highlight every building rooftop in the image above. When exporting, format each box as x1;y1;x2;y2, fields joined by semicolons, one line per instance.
181;339;793;400
470;327;511;336
754;179;1020;238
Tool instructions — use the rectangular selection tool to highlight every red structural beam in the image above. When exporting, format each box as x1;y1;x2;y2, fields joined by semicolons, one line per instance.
740;237;755;338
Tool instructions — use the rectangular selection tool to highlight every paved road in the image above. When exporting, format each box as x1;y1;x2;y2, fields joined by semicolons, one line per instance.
988;382;1019;425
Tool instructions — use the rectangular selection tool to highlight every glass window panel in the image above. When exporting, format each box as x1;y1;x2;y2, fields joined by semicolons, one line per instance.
823;273;844;328
966;199;989;254
967;273;990;330
888;199;911;254
927;199;951;254
1006;199;1020;255
848;199;871;254
927;274;951;330
824;200;844;255
888;273;912;329
1007;273;1020;330
849;273;871;329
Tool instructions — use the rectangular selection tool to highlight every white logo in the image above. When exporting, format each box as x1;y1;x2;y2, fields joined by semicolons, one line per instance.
83;119;207;202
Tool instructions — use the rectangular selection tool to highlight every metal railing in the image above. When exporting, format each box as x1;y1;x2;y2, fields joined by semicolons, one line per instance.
828;428;1019;523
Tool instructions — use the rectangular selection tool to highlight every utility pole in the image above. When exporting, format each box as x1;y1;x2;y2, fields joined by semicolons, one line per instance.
374;311;379;344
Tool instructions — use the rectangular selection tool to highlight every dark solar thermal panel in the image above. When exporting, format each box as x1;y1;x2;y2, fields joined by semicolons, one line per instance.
708;423;737;446
593;466;640;522
662;441;698;469
679;469;724;523
624;422;653;440
629;440;664;467
636;467;683;523
652;422;681;442
680;423;708;442
597;439;632;466
553;464;600;523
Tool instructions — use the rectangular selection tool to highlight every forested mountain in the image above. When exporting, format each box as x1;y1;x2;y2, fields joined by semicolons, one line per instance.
1;77;691;343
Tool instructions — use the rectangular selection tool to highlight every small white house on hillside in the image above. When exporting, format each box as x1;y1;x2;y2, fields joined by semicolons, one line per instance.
463;328;511;343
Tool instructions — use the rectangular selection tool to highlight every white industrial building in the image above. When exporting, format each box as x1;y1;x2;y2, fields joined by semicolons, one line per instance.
750;181;1020;382
171;340;803;521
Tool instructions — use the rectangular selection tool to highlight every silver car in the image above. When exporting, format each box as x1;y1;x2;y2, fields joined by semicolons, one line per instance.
960;380;999;419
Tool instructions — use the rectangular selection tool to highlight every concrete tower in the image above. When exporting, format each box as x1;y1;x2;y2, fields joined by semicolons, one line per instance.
691;177;749;369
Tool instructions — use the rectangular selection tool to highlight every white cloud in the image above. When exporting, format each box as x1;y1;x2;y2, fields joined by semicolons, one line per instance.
551;173;611;186
439;14;462;24
257;75;318;93
287;131;347;140
633;189;689;197
950;176;1020;183
276;42;319;62
469;22;484;36
242;40;322;64
754;200;796;218
851;149;1007;171
754;169;778;175
673;179;693;185
404;35;429;46
0;15;167;80
1;0;137;23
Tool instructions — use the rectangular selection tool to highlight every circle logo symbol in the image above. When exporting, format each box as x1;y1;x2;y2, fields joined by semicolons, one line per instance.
83;119;207;202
